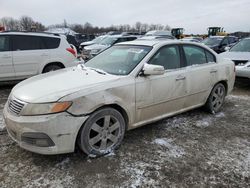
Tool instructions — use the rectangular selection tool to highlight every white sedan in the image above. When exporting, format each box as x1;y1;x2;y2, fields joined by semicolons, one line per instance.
220;37;250;79
3;40;235;156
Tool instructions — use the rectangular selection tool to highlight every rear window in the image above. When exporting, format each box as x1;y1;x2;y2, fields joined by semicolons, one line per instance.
0;36;10;51
13;35;44;51
42;37;60;49
12;35;60;51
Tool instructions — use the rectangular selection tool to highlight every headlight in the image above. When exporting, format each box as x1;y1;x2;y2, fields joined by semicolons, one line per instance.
91;49;101;54
20;101;72;116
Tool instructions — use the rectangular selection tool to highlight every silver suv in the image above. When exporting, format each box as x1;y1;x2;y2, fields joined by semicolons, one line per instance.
0;31;77;82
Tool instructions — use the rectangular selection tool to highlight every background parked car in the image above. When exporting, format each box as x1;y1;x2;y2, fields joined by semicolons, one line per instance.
82;35;138;59
202;36;238;53
220;37;250;79
145;30;172;37
181;36;203;42
0;31;77;82
138;35;176;40
79;35;107;52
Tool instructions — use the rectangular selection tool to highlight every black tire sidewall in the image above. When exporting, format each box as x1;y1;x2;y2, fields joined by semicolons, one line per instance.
78;107;126;156
43;65;61;73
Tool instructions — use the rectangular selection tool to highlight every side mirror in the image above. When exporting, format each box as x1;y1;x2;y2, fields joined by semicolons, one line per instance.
142;64;165;76
224;46;230;51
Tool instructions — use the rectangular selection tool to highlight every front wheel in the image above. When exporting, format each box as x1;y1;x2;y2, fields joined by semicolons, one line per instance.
77;108;126;156
205;83;226;113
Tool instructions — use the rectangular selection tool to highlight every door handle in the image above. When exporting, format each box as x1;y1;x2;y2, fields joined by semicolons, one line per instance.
176;76;186;81
210;69;218;73
41;53;49;57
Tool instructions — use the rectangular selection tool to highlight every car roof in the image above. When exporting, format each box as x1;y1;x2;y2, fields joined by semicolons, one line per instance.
0;31;61;38
117;39;204;47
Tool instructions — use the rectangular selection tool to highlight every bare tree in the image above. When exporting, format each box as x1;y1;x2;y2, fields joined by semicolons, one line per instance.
135;22;142;32
0;17;20;30
20;16;34;31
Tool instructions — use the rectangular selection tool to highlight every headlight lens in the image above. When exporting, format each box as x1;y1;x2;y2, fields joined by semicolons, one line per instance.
91;49;101;54
20;101;72;116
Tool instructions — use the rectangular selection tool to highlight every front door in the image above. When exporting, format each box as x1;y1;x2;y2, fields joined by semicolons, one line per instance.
135;45;187;124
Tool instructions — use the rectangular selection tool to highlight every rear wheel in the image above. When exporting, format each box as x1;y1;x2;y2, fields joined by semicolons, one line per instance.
205;83;226;113
77;108;125;156
43;64;62;73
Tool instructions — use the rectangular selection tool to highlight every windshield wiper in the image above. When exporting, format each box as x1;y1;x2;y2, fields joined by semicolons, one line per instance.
89;67;107;75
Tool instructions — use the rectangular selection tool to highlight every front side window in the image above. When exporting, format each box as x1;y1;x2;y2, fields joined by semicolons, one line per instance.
183;45;207;66
13;35;44;51
221;38;229;46
0;36;10;52
148;45;181;70
85;45;152;75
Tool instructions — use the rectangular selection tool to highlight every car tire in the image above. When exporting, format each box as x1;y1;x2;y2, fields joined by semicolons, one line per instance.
43;64;62;73
205;83;226;113
77;107;126;156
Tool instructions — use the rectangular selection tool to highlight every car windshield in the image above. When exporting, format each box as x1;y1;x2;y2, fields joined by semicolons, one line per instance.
85;45;152;75
230;39;250;52
202;38;222;46
92;36;106;44
99;37;117;45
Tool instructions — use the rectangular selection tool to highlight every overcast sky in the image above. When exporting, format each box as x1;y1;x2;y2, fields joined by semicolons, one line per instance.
1;0;250;34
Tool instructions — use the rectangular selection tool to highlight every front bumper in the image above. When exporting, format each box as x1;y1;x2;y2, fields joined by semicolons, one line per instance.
3;104;88;155
236;67;250;79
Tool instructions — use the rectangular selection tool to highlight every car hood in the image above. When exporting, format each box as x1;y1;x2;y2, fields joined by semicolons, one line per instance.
80;41;94;46
11;65;120;103
220;51;250;61
84;44;108;51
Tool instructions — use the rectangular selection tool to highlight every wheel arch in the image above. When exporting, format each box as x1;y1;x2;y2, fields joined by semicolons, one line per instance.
74;103;129;152
42;62;65;73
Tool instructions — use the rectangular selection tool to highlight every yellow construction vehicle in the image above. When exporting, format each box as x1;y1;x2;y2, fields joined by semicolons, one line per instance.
171;28;185;39
207;27;227;37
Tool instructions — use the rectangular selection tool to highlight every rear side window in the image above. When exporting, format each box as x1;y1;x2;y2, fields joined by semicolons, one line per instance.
0;36;10;51
183;45;216;66
42;37;60;49
183;45;207;66
13;35;44;51
206;51;216;63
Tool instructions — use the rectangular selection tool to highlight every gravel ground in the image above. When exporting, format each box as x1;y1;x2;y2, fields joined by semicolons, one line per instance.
0;80;249;188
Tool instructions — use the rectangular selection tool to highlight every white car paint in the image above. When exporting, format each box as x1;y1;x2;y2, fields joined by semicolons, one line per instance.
220;51;250;78
0;32;77;82
3;40;235;155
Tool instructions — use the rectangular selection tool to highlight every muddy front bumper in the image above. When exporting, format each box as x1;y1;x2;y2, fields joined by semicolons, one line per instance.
3;104;88;155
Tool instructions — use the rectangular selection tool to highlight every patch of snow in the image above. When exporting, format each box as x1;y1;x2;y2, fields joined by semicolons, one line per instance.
227;95;250;101
0;109;6;132
195;117;213;128
215;112;225;118
26;174;74;188
152;138;185;158
121;161;160;188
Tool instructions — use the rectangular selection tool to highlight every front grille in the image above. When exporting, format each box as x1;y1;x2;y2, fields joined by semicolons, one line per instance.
8;98;25;115
233;60;248;66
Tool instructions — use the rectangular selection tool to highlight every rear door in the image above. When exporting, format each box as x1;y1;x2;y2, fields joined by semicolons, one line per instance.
181;44;218;107
135;45;187;123
12;35;49;79
0;35;15;81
